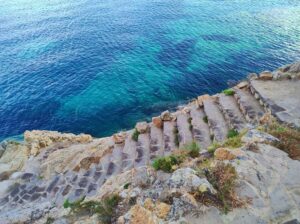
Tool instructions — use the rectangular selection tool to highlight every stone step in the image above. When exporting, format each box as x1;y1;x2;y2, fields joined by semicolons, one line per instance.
189;103;212;149
163;121;176;155
217;93;247;131
122;131;136;171
175;111;193;148
149;123;164;160
233;87;265;124
203;97;229;142
135;133;150;167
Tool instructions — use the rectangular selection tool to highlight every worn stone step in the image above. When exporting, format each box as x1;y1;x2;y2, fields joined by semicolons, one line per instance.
163;120;176;155
218;93;247;131
233;87;265;123
122;131;136;171
203;97;229;142
175;111;193;148
149;123;164;160
189;103;212;149
135;133;150;167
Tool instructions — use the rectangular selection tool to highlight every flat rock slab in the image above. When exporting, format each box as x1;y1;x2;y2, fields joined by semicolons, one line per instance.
251;80;300;127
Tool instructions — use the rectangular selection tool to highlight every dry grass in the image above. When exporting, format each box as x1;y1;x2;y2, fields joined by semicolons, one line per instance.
265;122;300;160
198;162;246;213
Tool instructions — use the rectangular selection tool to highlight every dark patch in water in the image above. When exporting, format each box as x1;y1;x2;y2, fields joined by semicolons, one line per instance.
201;35;238;43
158;39;197;69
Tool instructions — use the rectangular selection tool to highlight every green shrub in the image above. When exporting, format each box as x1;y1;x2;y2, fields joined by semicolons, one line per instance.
132;129;140;141
183;141;200;158
63;195;121;224
203;116;208;123
227;129;239;138
222;89;235;96
152;155;183;172
207;142;221;155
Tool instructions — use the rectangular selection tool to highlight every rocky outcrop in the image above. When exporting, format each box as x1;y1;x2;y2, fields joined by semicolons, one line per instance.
24;130;93;156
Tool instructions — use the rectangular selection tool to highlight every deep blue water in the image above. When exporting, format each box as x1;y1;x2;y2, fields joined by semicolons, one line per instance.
1;0;300;141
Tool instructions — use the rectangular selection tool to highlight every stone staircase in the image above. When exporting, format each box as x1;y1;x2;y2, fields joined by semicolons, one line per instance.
1;71;300;216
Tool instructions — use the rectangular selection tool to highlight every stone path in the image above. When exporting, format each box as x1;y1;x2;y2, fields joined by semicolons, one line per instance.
1;72;300;223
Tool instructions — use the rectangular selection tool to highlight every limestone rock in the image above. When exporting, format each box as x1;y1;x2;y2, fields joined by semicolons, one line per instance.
152;117;163;129
160;110;174;121
259;71;273;80
247;73;258;80
113;132;127;144
155;201;170;219
24;130;93;156
197;94;210;107
0;141;29;176
236;81;248;89
168;168;215;193
125;205;160;224
241;129;279;144
135;122;149;134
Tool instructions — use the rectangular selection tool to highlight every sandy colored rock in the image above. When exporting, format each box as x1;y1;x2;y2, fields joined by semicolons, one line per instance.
214;148;237;160
144;198;155;211
152;117;163;129
259;71;273;80
236;81;248;89
24;130;93;156
113;132;127;144
160;110;173;121
197;94;210;107
135;122;149;134
248;73;258;80
155;201;170;219
181;192;198;207
128;205;160;224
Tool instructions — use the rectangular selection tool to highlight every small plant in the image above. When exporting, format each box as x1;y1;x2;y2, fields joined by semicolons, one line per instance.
63;194;121;224
227;129;239;138
152;155;184;172
173;126;180;147
188;117;192;124
266;121;300;160
123;183;131;189
45;217;55;224
203;116;208;123
222;89;235;96
132;129;140;141
183;141;200;158
204;162;244;213
207;142;221;155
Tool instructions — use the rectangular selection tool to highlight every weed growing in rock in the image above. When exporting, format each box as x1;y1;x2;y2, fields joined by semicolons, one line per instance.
183;141;200;158
63;194;121;224
222;89;235;96
204;162;244;213
207;142;221;155
265;122;300;160
227;129;239;138
132;129;140;141
203;116;208;123
173;126;180;147
45;217;55;224
152;155;184;172
123;183;131;189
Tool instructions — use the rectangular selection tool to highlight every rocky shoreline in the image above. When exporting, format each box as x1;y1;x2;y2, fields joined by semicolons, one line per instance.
0;61;300;223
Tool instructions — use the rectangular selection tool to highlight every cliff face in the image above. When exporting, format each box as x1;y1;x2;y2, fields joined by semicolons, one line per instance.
0;61;300;224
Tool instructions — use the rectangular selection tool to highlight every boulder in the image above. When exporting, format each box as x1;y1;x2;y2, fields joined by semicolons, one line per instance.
247;73;258;80
135;122;149;134
160;111;174;121
241;129;279;144
168;168;215;193
259;71;273;80
197;94;210;107
152;117;163;129
113;132;127;144
155;201;170;219
289;61;300;73
124;205;160;224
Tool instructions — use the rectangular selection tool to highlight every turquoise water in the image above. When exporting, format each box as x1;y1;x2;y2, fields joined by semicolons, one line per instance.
0;0;300;140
